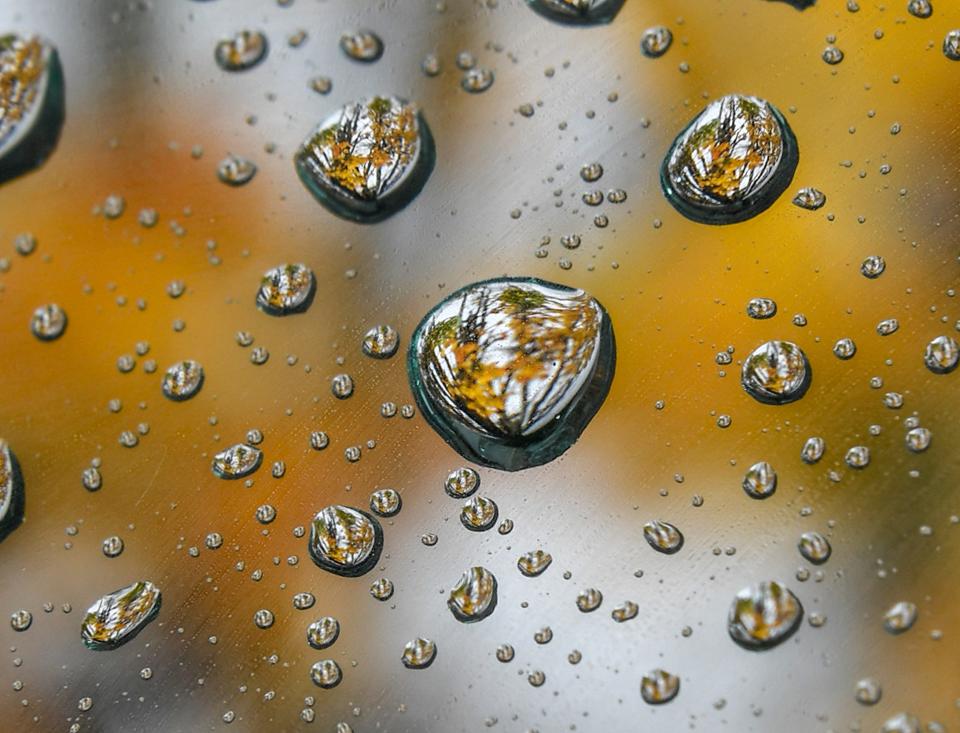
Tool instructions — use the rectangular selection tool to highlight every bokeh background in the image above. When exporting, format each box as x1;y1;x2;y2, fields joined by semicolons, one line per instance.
0;0;958;730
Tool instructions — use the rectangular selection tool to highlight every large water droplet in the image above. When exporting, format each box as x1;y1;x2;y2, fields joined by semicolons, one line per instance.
256;263;315;316
923;335;958;374
526;0;625;25
0;440;25;542
728;580;803;650
640;669;680;704
214;30;268;71
905;426;931;453
741;340;811;404
211;444;262;479
643;520;684;553
742;461;777;499
10;609;31;631
661;94;798;224
308;505;383;577
883;601;917;634
0;35;65;184
409;277;616;471
294;97;434;223
400;637;437;669
447;566;497;622
906;0;931;19
81;581;161;650
161;360;204;401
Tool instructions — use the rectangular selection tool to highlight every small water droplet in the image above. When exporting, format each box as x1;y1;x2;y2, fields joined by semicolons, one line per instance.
746;297;777;320
447;566;497;622
517;549;553;577
362;325;399;359
30;303;67;341
401;637;436;669
743;461;777;499
339;31;383;62
643;520;684;553
640;26;673;58
215;31;268;71
883;601;917;634
211;444;262;479
798;532;831;564
640;669;680;704
81;581;161;649
791;187;826;210
924;335;958;374
460;495;498;531
161;360;204;401
310;659;342;688
256;264;315;315
307;617;340;649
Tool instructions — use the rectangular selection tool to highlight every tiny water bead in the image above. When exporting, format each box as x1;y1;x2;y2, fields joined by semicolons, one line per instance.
216;153;256;186
294;96;434;223
923;335;958;374
0;440;25;542
30;303;67;340
742;461;777;499
409;278;615;471
400;638;436;669
741;340;811;405
362;325;399;359
798;532;831;564
369;488;402;517
310;659;342;689
640;26;673;58
517;549;552;577
526;0;625;25
0;34;65;184
214;30;268;71
855;677;882;705
575;587;603;612
160;360;204;401
10;609;31;631
640;669;680;705
746;297;777;320
81;581;161;650
339;31;383;62
460;495;498;531
883;601;917;634
791;187;826;210
211;444;262;479
643;520;684;554
801;436;825;464
256;263;315;316
728;581;803;650
833;337;856;360
661;94;798;225
444;467;480;498
447;566;497;623
309;505;383;577
306;617;339;649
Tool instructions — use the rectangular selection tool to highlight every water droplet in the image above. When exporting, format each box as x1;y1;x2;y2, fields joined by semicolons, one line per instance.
339;31;383;62
10;609;31;631
882;713;921;733
833;337;856;360
310;659;342;689
460;495;498;531
907;0;932;17
822;45;844;64
295;96;434;223
461;67;494;93
611;600;638;622
944;30;960;60
517;549;553;577
533;626;553;644
369;577;394;601
101;535;124;558
205;532;222;550
161;360;204;401
741;340;811;404
331;373;354;399
211;444;262;479
308;505;383;576
746;297;777;320
742;461;777;499
216;153;256;186
640;26;673;58
309;76;332;95
81;466;101;492
643;520;684;553
495;643;514;662
81;580;161;649
310;431;329;450
661;94;798;224
30;303;67;341
307;617;339;649
905;427;931;453
409;278;615;471
877;318;899;336
845;445;870;469
861;255;886;278
255;263;315;316
576;587;603;612
526;0;625;25
253;608;274;629
444;467;480;498
640;669;680;704
791;187;826;210
883;601;917;634
855;677;882;705
924;335;958;374
0;441;25;542
401;638;436;669
421;53;441;76
362;325;399;359
369;488;402;517
215;30;268;71
292;592;315;611
798;532;831;564
447;566;497;622
728;580;803;650
580;162;603;182
801;436;825;464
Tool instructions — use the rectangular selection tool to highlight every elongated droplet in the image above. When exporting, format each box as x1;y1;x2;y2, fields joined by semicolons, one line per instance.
0;34;65;184
217;153;256;186
517;549;552;577
742;461;777;499
661;94;798;224
801;436;825;464
409;277;615;471
294;96;434;222
211;444;262;479
0;440;25;542
447;566;497;622
643;520;683;553
400;637;437;669
741;340;811;404
161;360;204;401
728;580;803;650
256;263;316;316
640;669;680;704
81;581;161;650
746;297;777;320
526;0;625;25
215;30;268;71
308;505;383;577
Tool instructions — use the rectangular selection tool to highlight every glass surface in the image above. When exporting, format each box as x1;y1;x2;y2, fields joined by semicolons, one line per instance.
0;0;958;731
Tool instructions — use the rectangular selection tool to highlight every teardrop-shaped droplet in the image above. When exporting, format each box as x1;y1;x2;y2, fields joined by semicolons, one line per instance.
409;277;615;471
460;495;498;531
0;35;65;184
923;335;958;374
742;461;777;499
517;549;553;577
30;303;67;340
643;520;684;554
294;97;434;223
339;31;383;62
881;713;921;733
791;187;826;210
728;580;803;650
798;532;831;564
0;440;25;542
256;263;315;316
369;488;402;517
447;566;497;623
801;436;825;464
640;668;680;705
640;26;673;58
575;587;603;612
444;467;480;498
161;360;204;401
661;94;798;224
306;617;340;649
400;637;436;669
746;297;777;320
525;0;625;25
81;581;162;650
308;505;382;577
883;601;917;634
362;325;400;359
211;444;262;479
215;30;267;71
741;340;811;404
310;659;342;689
